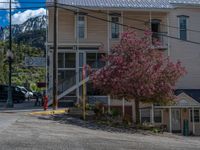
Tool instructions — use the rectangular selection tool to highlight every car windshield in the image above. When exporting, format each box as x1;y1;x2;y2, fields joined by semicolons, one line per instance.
21;89;27;93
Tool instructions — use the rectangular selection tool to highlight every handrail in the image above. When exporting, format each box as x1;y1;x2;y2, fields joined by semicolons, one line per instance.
48;77;89;106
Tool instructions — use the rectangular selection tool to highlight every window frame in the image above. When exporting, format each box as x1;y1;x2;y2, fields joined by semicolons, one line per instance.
140;109;151;123
140;109;163;124
58;52;76;69
178;15;189;41
154;109;163;123
190;109;200;123
75;14;87;39
110;15;120;39
86;52;106;69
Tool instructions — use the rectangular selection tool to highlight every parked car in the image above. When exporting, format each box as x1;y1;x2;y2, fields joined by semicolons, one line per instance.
0;85;26;103
17;86;33;100
33;91;42;99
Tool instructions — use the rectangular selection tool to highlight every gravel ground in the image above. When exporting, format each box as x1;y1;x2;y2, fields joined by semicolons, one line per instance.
0;112;200;150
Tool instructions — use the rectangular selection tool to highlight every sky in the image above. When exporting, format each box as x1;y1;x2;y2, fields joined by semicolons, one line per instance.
0;0;46;27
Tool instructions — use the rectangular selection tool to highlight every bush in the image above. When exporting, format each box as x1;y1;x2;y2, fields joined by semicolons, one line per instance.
93;102;104;116
110;108;120;117
123;114;132;125
152;128;161;133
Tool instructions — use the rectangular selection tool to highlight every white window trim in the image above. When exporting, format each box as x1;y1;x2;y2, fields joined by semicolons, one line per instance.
110;15;121;40
75;15;87;39
178;16;189;41
58;52;76;69
140;109;163;124
189;109;200;123
153;109;163;124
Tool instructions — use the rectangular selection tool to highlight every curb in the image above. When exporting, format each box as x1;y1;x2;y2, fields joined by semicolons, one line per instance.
29;109;69;116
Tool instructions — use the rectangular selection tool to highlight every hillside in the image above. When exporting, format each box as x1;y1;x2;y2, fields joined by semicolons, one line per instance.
0;15;47;50
0;41;45;89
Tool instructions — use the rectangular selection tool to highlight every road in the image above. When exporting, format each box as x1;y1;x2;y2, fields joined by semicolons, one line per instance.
0;111;200;150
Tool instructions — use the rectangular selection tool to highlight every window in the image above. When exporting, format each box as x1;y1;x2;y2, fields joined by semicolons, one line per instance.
141;109;151;123
178;16;188;40
65;53;75;68
140;109;162;123
151;19;161;42
58;53;64;68
111;16;120;39
77;15;86;39
190;109;200;123
86;53;106;69
154;110;162;123
58;70;76;92
58;53;76;69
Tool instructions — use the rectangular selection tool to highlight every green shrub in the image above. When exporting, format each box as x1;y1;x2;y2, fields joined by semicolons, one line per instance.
110;108;120;117
93;102;104;116
123;114;132;125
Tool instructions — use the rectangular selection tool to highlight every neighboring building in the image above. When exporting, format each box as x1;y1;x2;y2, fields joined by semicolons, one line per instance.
46;0;200;134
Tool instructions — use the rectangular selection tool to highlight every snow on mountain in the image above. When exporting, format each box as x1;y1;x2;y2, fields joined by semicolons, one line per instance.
0;15;47;40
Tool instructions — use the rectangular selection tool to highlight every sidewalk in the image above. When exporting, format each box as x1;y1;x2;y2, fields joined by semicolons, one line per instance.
0;100;43;113
0;100;69;115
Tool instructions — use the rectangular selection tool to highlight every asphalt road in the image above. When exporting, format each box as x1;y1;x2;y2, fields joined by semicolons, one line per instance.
0;111;200;150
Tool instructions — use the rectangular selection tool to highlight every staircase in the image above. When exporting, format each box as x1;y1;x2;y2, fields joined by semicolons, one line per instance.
48;77;89;106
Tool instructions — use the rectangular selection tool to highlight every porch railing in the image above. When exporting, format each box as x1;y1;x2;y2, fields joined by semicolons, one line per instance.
152;32;168;49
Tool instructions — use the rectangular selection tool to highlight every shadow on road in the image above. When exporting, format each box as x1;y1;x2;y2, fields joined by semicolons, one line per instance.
0;100;43;112
38;114;141;135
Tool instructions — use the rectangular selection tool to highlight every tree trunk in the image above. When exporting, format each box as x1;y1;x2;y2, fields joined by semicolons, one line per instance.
135;99;140;125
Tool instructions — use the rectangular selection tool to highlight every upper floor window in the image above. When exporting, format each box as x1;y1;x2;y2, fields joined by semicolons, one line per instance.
178;15;188;41
77;15;86;39
151;19;161;43
111;16;120;39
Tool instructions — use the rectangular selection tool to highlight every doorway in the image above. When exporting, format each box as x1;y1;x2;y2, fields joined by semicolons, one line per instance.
172;109;181;132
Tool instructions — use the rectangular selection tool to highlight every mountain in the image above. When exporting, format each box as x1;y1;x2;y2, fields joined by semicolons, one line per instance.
0;15;47;50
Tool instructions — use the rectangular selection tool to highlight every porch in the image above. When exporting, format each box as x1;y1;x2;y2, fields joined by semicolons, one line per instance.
140;92;200;135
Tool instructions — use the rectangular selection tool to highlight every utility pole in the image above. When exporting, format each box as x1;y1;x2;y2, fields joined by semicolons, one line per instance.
6;0;14;108
82;65;86;120
53;0;58;110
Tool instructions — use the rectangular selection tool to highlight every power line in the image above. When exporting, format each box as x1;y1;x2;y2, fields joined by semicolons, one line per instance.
51;4;200;45
0;6;46;11
1;1;200;34
0;2;48;4
52;2;200;34
1;1;200;45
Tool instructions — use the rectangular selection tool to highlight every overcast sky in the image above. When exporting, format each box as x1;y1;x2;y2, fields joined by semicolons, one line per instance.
0;0;46;27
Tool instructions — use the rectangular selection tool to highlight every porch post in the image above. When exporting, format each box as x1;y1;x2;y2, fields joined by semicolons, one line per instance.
192;107;195;135
169;107;172;133
76;10;80;104
167;15;170;56
76;50;80;103
151;104;154;124
122;97;125;117
108;95;111;114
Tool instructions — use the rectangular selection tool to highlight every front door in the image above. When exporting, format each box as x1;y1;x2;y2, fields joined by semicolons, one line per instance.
172;109;181;132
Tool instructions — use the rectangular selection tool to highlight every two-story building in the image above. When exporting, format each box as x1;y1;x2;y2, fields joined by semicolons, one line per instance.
46;0;200;135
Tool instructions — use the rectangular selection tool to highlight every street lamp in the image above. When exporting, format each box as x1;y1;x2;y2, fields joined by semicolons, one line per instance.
6;49;14;108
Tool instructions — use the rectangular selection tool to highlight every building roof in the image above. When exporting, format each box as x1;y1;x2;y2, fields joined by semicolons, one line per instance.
47;0;200;9
170;0;200;5
175;89;200;104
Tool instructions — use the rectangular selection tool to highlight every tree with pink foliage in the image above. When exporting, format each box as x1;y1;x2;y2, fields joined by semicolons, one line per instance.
90;31;186;124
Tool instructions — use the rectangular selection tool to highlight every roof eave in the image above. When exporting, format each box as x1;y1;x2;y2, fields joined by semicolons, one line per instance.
170;3;200;8
49;4;172;12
